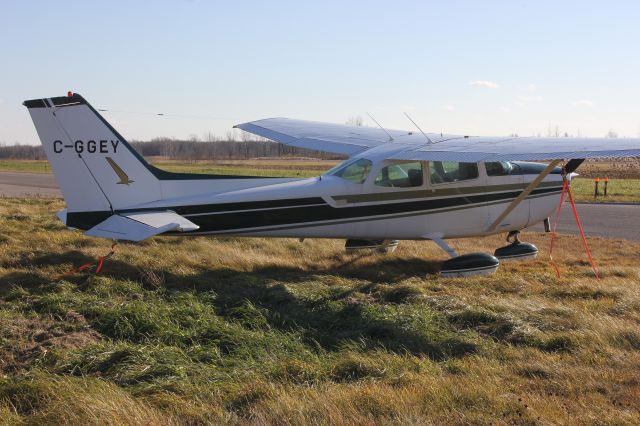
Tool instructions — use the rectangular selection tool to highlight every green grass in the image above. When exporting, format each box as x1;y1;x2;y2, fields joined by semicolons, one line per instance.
0;159;324;179
2;159;640;203
1;198;640;424
0;160;53;174
153;162;321;178
571;177;640;203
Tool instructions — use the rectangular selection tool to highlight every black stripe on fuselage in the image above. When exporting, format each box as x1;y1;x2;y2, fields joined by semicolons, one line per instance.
66;186;563;232
123;197;327;216
65;197;327;229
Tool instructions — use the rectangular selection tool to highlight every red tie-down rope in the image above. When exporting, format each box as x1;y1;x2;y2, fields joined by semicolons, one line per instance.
62;242;118;277
549;173;600;279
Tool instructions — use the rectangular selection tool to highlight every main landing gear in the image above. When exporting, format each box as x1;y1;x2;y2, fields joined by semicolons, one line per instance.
433;230;538;278
343;231;537;278
431;236;500;278
493;230;539;262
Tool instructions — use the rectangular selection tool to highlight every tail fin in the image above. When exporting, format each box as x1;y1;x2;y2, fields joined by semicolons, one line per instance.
23;93;161;212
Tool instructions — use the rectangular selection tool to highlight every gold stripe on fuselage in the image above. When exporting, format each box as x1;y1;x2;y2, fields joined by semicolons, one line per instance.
332;181;561;204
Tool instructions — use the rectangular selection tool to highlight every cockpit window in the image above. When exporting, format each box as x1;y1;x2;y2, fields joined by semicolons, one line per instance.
485;161;513;176
331;158;373;183
429;161;479;184
374;161;423;188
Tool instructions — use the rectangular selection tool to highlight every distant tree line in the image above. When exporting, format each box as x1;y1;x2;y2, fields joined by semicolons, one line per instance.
0;138;344;161
0;144;45;160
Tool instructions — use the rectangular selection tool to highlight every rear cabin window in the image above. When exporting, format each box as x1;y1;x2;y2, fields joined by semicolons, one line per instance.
374;161;423;188
485;161;513;176
429;161;479;184
331;158;373;184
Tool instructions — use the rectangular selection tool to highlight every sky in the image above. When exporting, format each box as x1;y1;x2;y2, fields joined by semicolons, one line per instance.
1;0;640;145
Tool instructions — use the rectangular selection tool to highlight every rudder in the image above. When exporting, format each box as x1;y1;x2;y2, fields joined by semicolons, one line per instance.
23;93;162;212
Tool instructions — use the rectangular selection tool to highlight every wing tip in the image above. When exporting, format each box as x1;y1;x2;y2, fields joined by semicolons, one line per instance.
234;117;289;127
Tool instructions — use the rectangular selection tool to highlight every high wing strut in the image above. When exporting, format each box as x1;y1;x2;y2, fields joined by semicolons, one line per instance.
488;159;562;232
424;233;458;258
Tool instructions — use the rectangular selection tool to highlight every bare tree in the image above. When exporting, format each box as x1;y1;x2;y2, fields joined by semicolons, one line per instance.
546;125;561;137
606;129;618;138
346;116;364;126
0;144;47;160
0;138;347;162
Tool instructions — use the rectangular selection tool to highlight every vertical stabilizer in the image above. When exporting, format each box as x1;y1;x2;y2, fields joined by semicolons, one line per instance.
23;94;162;212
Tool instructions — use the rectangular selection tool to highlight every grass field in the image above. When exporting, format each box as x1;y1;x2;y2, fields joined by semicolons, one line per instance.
568;178;640;203
1;198;639;424
2;159;640;204
0;160;53;174
0;159;334;179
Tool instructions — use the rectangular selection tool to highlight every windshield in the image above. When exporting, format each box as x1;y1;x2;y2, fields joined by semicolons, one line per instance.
325;158;355;176
330;158;373;184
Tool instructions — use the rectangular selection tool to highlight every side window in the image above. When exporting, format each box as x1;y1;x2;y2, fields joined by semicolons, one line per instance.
374;161;423;188
485;161;513;176
430;161;479;184
331;158;372;184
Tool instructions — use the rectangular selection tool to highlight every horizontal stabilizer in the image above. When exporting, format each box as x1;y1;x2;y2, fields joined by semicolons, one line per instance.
85;211;199;242
56;209;68;224
122;211;199;231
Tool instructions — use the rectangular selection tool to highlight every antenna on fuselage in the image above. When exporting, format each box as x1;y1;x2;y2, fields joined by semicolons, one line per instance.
367;112;394;142
403;112;433;145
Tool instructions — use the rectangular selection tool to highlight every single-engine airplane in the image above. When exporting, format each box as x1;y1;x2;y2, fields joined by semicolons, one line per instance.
23;93;640;276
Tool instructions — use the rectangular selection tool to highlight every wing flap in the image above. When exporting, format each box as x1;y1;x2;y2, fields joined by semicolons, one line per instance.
85;211;199;242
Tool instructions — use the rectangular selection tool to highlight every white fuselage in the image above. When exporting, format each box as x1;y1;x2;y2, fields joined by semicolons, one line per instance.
126;157;565;241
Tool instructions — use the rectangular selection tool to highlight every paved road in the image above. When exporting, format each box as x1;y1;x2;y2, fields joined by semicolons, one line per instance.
1;172;638;240
0;172;60;197
529;202;640;240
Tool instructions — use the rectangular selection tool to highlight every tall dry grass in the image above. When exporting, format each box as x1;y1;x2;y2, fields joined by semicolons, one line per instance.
1;198;639;424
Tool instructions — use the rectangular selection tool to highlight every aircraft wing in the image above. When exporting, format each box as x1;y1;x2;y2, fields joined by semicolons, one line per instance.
236;118;640;161
85;211;199;242
235;118;423;156
387;136;640;162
